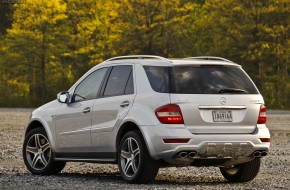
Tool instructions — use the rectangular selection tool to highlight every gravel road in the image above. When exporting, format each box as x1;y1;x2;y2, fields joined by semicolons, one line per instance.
0;108;289;189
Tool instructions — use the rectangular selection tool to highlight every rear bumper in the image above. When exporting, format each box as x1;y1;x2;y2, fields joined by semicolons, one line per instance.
140;124;270;160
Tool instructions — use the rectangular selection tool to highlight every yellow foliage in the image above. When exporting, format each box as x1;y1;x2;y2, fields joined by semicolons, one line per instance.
7;79;29;97
262;43;270;49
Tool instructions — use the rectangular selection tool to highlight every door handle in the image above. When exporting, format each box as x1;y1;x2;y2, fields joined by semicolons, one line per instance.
120;101;130;107
82;107;91;114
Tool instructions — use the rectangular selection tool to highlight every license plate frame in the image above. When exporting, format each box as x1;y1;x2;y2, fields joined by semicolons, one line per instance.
212;110;233;122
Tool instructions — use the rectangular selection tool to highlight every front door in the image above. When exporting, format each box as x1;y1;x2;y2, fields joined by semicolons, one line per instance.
54;67;109;152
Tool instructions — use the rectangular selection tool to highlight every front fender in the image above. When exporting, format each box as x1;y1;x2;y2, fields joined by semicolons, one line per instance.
25;118;57;152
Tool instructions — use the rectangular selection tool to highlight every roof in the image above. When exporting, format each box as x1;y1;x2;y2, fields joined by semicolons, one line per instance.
97;55;240;67
169;59;240;66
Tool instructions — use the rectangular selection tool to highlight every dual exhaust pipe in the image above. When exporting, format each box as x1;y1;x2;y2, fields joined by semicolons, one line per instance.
252;150;268;158
177;151;197;159
177;150;267;158
177;150;268;158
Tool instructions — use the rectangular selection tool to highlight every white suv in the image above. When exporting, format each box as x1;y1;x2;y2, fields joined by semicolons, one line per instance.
23;55;270;183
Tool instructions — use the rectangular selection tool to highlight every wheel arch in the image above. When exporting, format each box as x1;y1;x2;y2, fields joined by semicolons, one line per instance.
25;120;44;136
116;121;140;149
25;119;56;151
116;121;156;159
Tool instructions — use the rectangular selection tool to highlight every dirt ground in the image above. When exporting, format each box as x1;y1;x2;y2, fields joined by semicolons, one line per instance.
0;108;289;189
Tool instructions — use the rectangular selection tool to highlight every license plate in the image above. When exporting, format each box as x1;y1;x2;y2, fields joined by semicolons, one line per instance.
212;110;233;122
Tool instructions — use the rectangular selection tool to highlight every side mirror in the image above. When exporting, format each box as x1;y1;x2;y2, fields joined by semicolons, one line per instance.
57;91;70;104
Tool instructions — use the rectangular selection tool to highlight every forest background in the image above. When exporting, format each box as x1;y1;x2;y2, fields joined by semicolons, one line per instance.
0;0;289;109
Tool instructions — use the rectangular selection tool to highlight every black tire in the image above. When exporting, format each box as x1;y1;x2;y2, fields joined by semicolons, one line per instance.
220;158;261;182
23;127;66;175
118;131;159;184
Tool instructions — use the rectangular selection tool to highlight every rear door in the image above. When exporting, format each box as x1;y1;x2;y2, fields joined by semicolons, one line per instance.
170;65;263;134
91;64;135;152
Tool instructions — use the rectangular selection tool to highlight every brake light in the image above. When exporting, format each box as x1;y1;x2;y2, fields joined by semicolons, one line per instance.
257;105;267;124
155;104;184;124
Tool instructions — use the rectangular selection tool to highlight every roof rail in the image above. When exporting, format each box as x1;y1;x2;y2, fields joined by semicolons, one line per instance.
105;55;171;62
184;56;233;63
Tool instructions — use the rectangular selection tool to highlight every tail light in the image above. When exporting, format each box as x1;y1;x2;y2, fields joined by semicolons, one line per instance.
155;104;184;124
257;105;267;124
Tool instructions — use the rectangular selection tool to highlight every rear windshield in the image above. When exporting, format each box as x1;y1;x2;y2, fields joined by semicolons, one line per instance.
144;66;259;94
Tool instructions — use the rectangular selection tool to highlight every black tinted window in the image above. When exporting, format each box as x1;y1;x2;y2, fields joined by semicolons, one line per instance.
144;65;258;94
172;66;258;94
104;65;133;96
73;67;108;102
143;66;169;93
125;71;134;94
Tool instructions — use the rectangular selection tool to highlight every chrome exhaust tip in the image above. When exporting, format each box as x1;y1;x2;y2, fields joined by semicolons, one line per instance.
188;151;197;158
253;151;261;157
178;152;188;158
260;151;268;157
253;150;268;158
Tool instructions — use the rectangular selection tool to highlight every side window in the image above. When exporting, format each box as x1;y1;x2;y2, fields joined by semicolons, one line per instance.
143;66;169;93
125;71;134;94
73;67;108;102
104;65;133;97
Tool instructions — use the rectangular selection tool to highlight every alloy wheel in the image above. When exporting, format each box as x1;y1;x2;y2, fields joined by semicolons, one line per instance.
25;134;51;170
120;137;140;178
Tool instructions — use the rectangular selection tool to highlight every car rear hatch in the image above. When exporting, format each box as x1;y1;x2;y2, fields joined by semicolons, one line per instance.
169;64;263;134
170;94;263;134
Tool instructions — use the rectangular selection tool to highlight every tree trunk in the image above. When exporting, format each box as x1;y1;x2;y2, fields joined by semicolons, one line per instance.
41;28;46;101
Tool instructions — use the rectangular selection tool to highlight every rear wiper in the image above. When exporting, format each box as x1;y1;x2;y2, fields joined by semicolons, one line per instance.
219;88;248;94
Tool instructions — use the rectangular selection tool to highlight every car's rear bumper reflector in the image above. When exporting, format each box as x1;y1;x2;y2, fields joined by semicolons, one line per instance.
163;139;190;143
260;138;270;142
